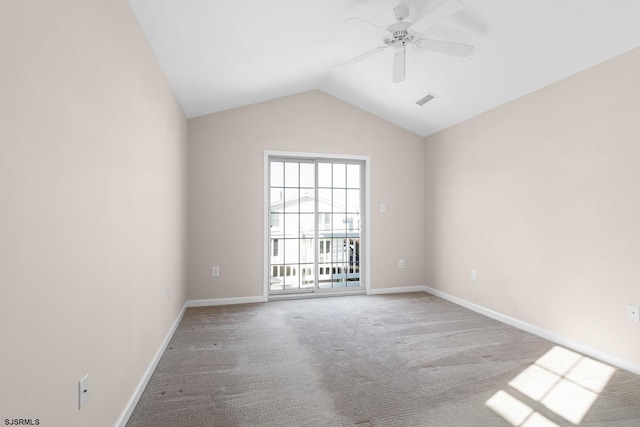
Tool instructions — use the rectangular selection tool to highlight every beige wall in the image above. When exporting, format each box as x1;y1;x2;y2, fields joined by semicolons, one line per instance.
424;48;640;366
188;90;425;300
0;1;187;425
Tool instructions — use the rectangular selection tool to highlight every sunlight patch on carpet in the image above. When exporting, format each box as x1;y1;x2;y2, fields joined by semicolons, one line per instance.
486;346;616;425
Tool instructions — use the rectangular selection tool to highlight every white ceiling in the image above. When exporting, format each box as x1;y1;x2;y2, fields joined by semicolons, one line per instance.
128;0;640;137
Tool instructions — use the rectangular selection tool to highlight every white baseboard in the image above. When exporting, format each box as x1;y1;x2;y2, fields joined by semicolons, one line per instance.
114;302;188;427
368;285;428;295
186;295;266;307
423;286;640;376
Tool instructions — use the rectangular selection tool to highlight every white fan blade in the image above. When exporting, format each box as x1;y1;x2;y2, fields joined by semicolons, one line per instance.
410;0;464;34
344;17;391;37
334;46;388;70
393;46;405;83
416;26;472;44
415;38;474;57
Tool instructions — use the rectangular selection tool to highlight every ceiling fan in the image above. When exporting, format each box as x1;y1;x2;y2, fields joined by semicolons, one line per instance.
337;0;474;83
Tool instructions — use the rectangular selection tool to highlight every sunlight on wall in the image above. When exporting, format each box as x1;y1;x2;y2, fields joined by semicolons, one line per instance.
486;346;616;425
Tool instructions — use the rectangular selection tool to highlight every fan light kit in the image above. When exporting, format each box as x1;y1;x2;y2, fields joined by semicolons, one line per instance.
337;0;474;83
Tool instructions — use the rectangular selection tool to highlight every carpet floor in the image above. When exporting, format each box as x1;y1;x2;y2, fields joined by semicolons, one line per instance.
126;292;640;426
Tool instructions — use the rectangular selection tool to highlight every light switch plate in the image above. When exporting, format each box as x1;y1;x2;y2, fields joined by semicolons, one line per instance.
628;305;639;322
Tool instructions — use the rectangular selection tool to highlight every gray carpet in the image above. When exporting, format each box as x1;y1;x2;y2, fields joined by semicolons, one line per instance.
126;293;640;426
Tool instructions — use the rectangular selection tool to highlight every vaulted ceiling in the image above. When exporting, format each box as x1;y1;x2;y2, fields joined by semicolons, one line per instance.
128;0;640;137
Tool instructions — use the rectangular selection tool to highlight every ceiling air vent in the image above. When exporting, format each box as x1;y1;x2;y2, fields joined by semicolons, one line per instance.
416;93;436;106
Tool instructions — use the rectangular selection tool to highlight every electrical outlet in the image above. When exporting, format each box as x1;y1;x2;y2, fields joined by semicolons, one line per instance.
471;270;477;281
78;374;89;410
380;203;386;213
398;259;405;269
166;285;172;299
628;305;639;322
212;266;220;277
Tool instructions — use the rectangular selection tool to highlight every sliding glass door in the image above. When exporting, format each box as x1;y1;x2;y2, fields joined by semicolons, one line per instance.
269;157;363;294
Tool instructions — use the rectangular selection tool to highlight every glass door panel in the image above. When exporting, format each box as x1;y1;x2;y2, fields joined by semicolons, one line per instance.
270;160;314;292
317;162;361;290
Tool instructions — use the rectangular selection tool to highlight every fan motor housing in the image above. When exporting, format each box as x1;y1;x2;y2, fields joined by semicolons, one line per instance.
385;21;413;46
